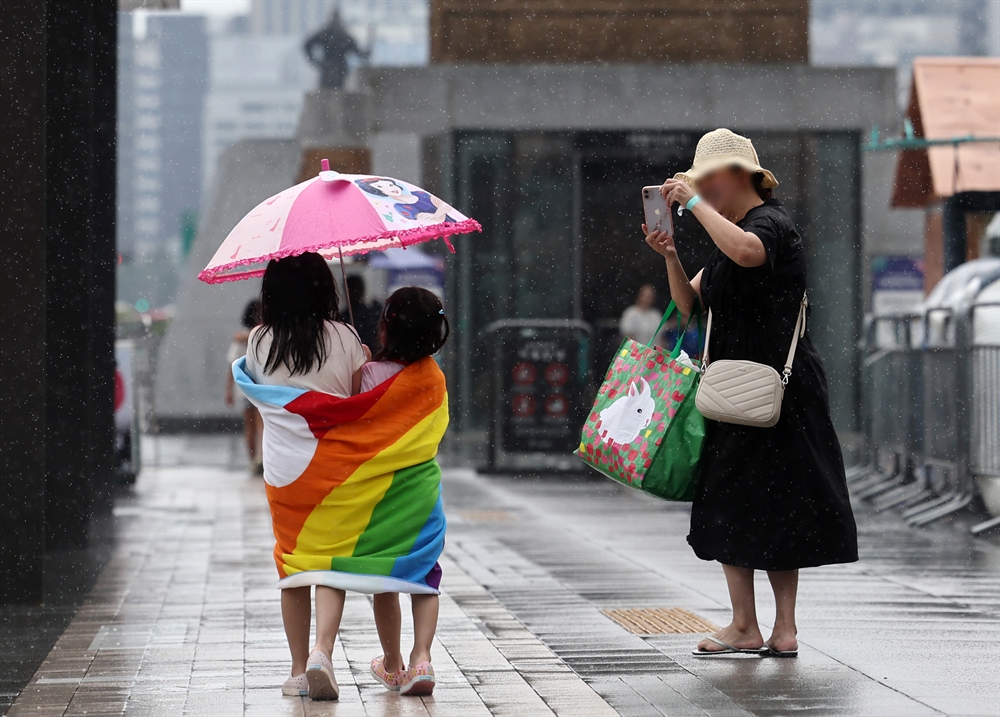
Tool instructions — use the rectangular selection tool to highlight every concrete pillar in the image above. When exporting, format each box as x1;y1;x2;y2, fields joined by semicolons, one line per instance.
372;133;422;182
0;1;49;605
295;90;372;181
0;0;117;601
44;0;118;547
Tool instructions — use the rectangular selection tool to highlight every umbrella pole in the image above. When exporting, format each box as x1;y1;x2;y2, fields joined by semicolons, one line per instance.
338;248;355;327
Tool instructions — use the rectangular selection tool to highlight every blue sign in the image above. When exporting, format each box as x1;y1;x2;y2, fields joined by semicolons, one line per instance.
872;256;924;294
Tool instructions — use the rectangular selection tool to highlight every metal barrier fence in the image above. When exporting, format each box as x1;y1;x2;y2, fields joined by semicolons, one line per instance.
850;303;1000;534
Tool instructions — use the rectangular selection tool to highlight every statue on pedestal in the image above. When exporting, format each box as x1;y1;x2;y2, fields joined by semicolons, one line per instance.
303;9;369;90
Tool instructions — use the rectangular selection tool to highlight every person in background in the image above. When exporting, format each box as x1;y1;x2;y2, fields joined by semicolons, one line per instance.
346;275;382;350
224;299;263;475
619;284;664;345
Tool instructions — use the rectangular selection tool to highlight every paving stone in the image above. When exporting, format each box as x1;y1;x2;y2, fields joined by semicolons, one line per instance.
440;467;999;717
5;438;618;717
7;437;998;716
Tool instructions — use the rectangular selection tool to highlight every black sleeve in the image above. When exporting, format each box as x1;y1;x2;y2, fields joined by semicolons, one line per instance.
740;211;783;272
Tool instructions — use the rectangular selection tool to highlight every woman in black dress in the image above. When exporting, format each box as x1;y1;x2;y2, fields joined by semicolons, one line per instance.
643;129;858;657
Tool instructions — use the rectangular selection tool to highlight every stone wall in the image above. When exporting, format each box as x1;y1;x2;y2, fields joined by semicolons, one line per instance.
431;0;808;64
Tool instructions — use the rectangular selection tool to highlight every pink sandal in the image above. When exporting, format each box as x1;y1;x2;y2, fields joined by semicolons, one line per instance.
370;655;406;692
399;661;435;696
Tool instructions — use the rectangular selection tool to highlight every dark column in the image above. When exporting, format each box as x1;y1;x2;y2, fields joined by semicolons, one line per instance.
46;0;97;547
0;2;49;604
1;0;117;601
44;0;118;545
86;0;119;516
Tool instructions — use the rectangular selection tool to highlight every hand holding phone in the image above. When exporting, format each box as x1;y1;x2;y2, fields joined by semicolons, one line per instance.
642;185;674;237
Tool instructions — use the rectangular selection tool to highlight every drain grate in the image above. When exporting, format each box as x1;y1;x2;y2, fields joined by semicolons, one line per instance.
602;607;718;635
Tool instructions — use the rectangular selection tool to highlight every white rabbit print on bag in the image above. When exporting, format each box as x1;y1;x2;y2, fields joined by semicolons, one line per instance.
597;378;655;445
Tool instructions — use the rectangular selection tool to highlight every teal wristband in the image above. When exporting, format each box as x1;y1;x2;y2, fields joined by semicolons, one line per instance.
685;194;702;212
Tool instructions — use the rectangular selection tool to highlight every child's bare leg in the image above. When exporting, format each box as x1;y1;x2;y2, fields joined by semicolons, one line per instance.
281;586;311;675
373;593;404;672
410;594;439;666
312;586;346;658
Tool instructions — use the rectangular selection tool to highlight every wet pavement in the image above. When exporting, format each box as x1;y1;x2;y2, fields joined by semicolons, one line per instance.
4;435;999;716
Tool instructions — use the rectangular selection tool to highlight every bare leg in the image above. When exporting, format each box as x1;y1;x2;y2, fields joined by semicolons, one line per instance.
373;593;404;672
312;586;346;658
409;594;439;666
281;586;311;675
697;564;764;652
766;569;799;652
243;406;257;462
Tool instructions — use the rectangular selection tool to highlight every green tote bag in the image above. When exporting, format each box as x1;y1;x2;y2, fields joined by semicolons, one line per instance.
576;302;705;501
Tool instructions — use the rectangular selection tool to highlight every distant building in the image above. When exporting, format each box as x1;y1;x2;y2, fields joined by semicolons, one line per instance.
202;35;316;191
811;0;1000;105
117;13;137;262
119;0;179;8
163;0;910;440
250;0;331;35
116;12;208;305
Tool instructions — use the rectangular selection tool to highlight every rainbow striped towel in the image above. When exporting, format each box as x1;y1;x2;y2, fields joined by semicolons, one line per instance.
233;356;448;594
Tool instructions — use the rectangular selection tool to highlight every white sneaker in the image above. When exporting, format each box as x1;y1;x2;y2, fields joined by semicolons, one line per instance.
306;649;339;701
281;673;308;697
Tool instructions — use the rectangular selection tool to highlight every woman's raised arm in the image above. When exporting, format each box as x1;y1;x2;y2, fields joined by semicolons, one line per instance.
661;179;766;268
643;224;703;321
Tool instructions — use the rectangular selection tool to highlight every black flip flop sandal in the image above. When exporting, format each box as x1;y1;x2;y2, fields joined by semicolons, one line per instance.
692;636;769;657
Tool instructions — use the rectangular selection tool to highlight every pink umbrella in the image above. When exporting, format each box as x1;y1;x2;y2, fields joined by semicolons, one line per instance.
198;160;481;286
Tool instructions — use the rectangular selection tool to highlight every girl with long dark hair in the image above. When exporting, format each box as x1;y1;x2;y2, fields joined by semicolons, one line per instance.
244;252;368;699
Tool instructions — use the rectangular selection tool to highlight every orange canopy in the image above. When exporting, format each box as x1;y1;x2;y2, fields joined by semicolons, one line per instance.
892;57;1000;208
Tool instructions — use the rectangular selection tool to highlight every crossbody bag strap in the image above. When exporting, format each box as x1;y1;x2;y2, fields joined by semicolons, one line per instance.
703;308;713;365
781;293;809;385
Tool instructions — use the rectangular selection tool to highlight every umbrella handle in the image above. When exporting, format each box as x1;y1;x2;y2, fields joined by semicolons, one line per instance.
338;248;355;327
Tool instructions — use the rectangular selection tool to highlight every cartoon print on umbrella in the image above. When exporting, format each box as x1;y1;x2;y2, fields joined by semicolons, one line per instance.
354;177;459;225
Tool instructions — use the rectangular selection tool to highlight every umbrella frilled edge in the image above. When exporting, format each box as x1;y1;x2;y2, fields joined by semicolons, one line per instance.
198;218;482;285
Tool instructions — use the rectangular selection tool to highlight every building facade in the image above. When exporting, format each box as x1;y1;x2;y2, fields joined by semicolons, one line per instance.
202;35;315;191
160;1;922;447
117;12;208;306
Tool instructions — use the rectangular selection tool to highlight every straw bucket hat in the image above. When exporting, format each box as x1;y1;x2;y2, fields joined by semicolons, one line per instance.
675;129;778;189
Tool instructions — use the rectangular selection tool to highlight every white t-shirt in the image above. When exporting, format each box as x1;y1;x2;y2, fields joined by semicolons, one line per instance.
359;360;405;392
619;305;664;345
245;321;366;398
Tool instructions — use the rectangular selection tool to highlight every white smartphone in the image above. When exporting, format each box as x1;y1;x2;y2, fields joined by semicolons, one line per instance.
642;185;674;236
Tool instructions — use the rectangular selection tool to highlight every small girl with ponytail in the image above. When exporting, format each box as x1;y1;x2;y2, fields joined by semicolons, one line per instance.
363;286;450;697
359;287;449;392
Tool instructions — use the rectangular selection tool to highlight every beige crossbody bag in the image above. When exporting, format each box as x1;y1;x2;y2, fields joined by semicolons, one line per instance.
695;294;808;428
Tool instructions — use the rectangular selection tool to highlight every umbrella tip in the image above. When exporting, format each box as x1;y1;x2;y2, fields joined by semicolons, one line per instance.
318;158;340;183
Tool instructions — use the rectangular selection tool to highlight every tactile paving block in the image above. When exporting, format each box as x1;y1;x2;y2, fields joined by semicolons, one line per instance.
602;607;719;635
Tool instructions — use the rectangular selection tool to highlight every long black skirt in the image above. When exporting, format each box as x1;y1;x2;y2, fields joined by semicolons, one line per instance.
687;349;859;571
